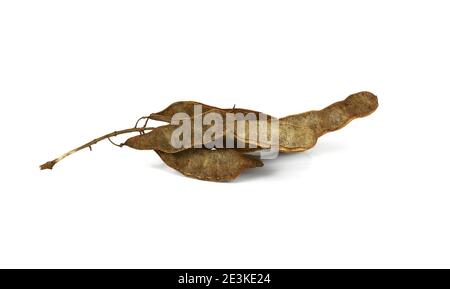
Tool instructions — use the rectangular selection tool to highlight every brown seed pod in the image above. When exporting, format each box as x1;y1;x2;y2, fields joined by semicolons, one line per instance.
149;101;263;123
278;123;317;152
126;92;376;154
280;91;378;137
155;149;263;181
137;101;278;152
123;124;183;153
125;110;275;153
123;124;269;153
145;93;378;154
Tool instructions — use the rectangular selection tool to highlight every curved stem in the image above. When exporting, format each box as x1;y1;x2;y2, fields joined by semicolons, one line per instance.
40;127;154;170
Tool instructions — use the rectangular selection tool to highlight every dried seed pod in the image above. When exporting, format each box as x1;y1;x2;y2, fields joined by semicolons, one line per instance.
125;111;275;153
123;125;184;153
225;119;317;152
150;101;220;122
143;102;278;151
123;124;269;153
123;122;232;153
155;149;263;181
279;123;318;152
149;101;263;123
147;93;378;154
280;91;378;137
126;113;319;153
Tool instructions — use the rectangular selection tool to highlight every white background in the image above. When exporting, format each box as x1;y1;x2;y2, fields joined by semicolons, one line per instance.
1;1;449;268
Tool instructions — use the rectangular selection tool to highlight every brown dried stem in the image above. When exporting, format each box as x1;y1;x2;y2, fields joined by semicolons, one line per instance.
40;127;155;170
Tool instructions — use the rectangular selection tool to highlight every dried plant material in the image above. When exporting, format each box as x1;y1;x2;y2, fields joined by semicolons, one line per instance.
40;127;154;170
123;126;259;153
279;123;318;152
145;93;377;153
149;101;263;123
155;149;263;181
124;125;184;153
143;101;278;151
280;91;378;137
277;91;378;152
149;101;219;122
40;91;378;182
125;112;274;153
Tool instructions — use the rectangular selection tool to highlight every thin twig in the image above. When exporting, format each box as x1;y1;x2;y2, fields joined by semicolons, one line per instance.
142;116;152;129
40;127;154;170
134;115;149;128
107;137;122;147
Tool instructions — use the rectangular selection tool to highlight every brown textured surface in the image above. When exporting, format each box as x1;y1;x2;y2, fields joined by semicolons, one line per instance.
280;91;378;138
279;123;318;152
124;111;274;153
155;149;263;181
150;101;264;123
125;92;378;154
278;91;378;152
123;125;183;153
